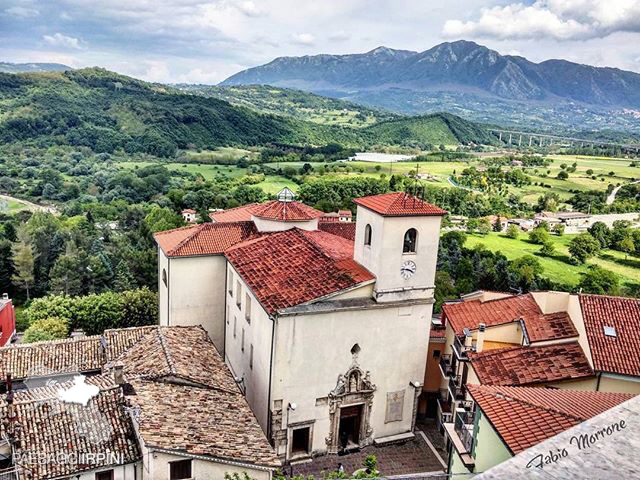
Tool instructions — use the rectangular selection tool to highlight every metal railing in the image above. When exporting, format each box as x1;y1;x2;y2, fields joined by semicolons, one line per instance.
454;410;475;453
452;335;474;360
436;395;453;429
0;467;18;480
438;354;454;378
448;374;465;400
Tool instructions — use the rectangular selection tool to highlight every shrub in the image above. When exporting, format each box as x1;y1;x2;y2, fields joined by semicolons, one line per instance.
23;316;69;343
505;224;519;239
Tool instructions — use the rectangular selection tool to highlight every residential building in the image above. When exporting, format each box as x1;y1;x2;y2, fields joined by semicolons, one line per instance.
0;294;15;347
154;190;447;460
447;385;634;478
435;290;640;476
319;210;353;223
181;208;197;223
0;325;280;480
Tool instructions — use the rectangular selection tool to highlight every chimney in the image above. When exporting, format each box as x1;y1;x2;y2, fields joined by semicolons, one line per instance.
113;364;124;385
476;323;486;353
1;293;8;301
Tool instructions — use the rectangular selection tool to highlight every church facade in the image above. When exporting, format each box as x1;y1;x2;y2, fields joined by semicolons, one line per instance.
154;190;446;460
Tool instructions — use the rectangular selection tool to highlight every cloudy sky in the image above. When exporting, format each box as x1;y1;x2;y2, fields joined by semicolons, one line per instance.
2;0;640;84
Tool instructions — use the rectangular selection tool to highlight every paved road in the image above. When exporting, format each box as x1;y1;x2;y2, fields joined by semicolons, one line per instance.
606;180;640;205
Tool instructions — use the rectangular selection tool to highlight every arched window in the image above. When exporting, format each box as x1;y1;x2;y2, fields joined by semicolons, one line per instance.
364;224;372;246
403;228;417;253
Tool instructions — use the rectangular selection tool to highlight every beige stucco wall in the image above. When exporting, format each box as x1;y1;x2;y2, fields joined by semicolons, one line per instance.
471;411;513;473
160;253;228;354
143;450;271;480
353;206;442;302
273;301;433;454
599;374;640;394
74;463;139;480
252;216;318;232
548;376;598;390
225;264;274;432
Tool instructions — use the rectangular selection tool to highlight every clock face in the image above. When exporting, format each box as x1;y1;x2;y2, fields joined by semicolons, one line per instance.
400;260;417;279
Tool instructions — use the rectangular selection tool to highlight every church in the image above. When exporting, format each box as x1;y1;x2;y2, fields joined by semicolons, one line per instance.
154;189;446;461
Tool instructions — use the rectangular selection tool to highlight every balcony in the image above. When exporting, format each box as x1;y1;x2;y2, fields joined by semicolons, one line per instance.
452;335;475;361
454;410;475;454
448;374;465;401
436;394;452;430
0;467;18;480
438;354;454;378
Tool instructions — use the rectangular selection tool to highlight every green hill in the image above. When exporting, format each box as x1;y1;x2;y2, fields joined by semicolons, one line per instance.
176;84;396;128
0;68;497;157
0;68;361;157
364;112;498;147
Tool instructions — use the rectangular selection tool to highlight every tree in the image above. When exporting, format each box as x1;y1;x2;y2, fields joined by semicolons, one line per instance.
22;316;69;343
114;261;136;292
477;218;491;235
552;223;565;236
49;253;86;296
557;170;569;180
508;255;543;292
588;222;611;248
466;218;479;234
578;266;620;295
505;224;519;239
539;240;556;256
12;225;37;300
568;233;601;264
492;217;503;232
144;207;183;234
528;226;551;245
619;234;635;259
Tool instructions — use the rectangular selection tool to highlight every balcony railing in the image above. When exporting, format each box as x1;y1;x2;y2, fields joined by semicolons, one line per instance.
452;335;475;360
436;395;452;429
438;354;454;378
0;467;18;480
448;374;465;400
454;410;475;453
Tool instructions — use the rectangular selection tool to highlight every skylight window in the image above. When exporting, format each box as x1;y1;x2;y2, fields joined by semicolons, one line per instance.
603;325;617;337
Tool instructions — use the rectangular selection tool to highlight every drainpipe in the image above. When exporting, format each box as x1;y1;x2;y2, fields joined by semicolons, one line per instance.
266;314;276;444
596;372;602;392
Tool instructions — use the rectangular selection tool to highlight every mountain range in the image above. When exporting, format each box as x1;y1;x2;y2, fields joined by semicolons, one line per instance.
222;41;640;133
0;62;72;74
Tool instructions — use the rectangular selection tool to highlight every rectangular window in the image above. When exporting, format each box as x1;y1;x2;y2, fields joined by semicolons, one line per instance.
95;471;114;480
291;427;311;456
241;328;245;352
228;271;234;296
433;349;441;358
233;316;237;338
245;293;252;323
169;459;192;480
236;280;242;307
250;344;254;369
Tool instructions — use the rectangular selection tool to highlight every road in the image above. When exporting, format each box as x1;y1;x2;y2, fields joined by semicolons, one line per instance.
606;180;640;205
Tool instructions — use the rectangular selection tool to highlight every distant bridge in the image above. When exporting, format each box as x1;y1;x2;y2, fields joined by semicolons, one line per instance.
491;129;640;152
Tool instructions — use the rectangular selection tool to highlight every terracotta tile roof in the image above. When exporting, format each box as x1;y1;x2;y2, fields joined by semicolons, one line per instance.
251;200;324;221
226;228;374;315
129;380;280;468
107;326;239;393
467;385;634;454
154;221;258;257
469;342;593;386
318;221;356;240
0;335;104;380
1;383;140;480
354;192;447;216
103;326;159;362
579;294;640;377
209;203;261;222
442;293;578;342
430;327;447;338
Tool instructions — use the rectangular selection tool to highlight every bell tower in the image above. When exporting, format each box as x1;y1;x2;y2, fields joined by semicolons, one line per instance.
353;192;446;303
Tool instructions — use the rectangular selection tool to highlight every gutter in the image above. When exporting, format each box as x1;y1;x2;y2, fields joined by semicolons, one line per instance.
146;446;278;472
596;371;602;391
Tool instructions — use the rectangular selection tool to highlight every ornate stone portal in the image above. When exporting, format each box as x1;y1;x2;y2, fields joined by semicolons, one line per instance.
325;355;376;454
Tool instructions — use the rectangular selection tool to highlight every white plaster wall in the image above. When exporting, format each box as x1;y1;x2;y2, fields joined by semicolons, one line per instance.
166;255;228;355
158;249;169;327
252;216;318;232
353;206;442;302
272;302;433;453
224;264;274;432
75;463;139;480
144;451;271;480
531;291;570;314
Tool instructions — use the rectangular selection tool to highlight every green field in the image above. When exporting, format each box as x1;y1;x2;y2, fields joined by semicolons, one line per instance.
0;195;32;213
466;232;640;287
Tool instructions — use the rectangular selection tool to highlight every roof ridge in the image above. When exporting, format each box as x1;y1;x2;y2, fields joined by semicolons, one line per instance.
0;334;102;351
166;223;207;255
154;224;199;237
156;328;176;376
580;292;640;302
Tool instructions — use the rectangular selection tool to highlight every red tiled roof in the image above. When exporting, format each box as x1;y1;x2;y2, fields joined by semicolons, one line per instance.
154;221;258;257
469;342;593;386
318;222;356;241
443;294;578;342
209;203;261;223
225;228;374;314
354;192;447;216
251;200;324;221
468;385;634;454
182;208;196;214
579;294;640;377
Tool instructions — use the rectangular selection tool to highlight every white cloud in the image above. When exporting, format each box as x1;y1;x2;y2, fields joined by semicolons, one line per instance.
5;6;39;18
443;0;640;41
237;0;264;17
291;32;315;45
43;32;83;49
328;30;350;42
